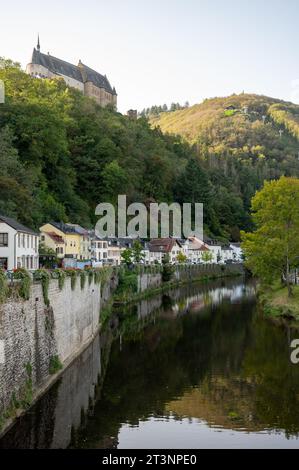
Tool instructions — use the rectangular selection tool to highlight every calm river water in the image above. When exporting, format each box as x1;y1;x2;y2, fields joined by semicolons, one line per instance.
1;277;299;449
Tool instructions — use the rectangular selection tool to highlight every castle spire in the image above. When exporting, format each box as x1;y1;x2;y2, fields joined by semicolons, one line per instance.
37;34;40;52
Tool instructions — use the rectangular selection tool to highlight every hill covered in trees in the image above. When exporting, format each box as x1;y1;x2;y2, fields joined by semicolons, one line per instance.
150;94;299;238
0;59;194;231
1;59;299;242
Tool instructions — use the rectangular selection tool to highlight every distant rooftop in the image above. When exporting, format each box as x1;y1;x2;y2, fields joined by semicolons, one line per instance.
0;215;38;235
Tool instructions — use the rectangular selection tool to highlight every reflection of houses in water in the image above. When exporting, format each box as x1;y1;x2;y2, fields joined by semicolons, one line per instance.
172;283;256;316
132;280;256;322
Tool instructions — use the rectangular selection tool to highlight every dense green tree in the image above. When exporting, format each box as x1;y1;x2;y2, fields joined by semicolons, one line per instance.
132;240;145;263
241;177;299;296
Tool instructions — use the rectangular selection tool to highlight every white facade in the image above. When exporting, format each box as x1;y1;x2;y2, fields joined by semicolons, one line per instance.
107;245;121;265
91;239;108;263
221;247;234;262
26;63;85;92
147;251;163;265
203;243;222;264
0;220;39;271
230;243;243;262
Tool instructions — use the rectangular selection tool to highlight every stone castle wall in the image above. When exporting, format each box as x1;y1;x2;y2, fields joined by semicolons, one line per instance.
0;277;104;417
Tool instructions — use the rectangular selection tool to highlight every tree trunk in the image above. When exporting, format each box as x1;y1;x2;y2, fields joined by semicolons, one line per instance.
286;258;293;298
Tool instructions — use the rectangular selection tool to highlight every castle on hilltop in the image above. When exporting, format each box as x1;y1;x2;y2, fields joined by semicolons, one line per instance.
26;37;117;108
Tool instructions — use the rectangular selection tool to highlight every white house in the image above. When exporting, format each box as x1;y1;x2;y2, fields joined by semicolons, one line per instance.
91;237;109;264
203;237;223;264
221;245;234;262
230;243;243;262
148;238;184;264
187;236;211;263
0;215;39;271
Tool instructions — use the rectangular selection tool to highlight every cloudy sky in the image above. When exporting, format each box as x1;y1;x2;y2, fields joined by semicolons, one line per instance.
1;0;299;112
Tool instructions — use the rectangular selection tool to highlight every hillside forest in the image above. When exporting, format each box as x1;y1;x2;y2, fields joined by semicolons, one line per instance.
1;58;299;241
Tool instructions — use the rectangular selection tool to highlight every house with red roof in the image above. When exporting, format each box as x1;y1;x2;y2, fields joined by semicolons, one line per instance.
148;238;184;264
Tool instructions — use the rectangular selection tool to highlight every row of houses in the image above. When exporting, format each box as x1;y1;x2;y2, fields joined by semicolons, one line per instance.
0;215;243;271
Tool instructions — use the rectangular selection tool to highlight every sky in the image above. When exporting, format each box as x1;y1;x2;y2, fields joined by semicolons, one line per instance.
1;0;299;113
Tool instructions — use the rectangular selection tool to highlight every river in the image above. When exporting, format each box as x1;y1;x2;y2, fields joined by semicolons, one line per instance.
1;277;299;449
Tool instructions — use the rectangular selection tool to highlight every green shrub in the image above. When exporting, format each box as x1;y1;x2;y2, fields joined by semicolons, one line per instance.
49;355;63;375
80;270;86;290
52;268;66;290
34;269;51;306
65;269;78;290
13;268;31;300
115;268;138;301
161;254;175;282
0;270;8;304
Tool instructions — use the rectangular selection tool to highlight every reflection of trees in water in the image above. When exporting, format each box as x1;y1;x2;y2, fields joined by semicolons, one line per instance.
74;288;299;448
72;293;258;448
3;278;299;449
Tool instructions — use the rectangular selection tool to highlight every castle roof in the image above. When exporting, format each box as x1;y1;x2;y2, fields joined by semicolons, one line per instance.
31;48;83;82
79;62;115;95
30;48;116;95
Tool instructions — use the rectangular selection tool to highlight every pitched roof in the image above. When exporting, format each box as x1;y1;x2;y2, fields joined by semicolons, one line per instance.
0;215;38;235
187;237;209;251
149;238;182;253
49;222;78;235
65;223;88;236
31;49;83;82
30;49;116;95
79;62;115;94
45;232;64;244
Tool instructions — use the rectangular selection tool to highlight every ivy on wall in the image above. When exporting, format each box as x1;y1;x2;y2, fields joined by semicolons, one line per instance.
34;269;51;307
0;270;8;304
13;268;31;300
52;268;66;290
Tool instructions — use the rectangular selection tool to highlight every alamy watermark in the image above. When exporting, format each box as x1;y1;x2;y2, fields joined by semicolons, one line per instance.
0;80;5;104
95;195;203;240
290;339;299;364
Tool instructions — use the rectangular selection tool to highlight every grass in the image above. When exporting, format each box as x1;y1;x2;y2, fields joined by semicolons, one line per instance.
260;282;299;320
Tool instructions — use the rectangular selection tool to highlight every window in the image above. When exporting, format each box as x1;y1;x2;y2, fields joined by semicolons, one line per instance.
0;258;8;270
0;233;8;247
18;234;21;248
22;234;25;247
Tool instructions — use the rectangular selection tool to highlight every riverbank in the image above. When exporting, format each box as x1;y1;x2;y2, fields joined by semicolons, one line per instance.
259;283;299;321
113;263;244;306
